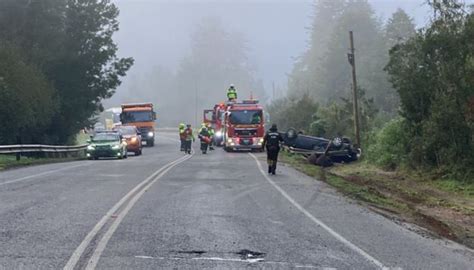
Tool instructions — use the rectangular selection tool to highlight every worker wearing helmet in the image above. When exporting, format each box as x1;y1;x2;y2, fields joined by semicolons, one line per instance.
179;123;186;151
198;125;211;154
227;84;237;102
262;124;284;175
183;124;195;154
207;123;215;150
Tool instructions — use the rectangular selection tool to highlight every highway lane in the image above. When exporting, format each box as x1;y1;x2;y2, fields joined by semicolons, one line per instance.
0;131;473;269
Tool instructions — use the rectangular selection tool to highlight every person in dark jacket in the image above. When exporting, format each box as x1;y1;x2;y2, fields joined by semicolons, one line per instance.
262;124;284;175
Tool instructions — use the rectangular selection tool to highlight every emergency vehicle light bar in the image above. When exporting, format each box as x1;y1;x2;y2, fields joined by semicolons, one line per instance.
242;99;259;104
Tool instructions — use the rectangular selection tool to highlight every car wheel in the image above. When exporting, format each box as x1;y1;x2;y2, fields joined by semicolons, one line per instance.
148;140;154;147
286;128;298;140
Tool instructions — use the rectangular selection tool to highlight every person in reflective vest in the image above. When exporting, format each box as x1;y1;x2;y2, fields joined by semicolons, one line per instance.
183;124;194;154
179;123;186;151
207;123;215;150
227;84;237;101
262;124;284;175
198;125;211;154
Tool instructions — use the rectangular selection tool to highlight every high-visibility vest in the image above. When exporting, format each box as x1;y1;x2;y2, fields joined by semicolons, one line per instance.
227;89;237;99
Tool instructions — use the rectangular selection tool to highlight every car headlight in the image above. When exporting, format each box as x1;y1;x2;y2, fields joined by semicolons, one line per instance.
87;145;96;150
131;137;137;143
112;144;121;150
215;131;223;138
227;138;233;143
147;131;154;137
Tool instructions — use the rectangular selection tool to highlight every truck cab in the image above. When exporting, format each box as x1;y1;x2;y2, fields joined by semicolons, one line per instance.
222;100;265;151
120;103;157;146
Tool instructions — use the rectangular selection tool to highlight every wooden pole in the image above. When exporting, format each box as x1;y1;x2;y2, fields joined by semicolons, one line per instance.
349;31;361;147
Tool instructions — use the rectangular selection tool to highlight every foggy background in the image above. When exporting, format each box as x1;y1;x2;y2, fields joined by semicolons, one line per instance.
105;0;446;126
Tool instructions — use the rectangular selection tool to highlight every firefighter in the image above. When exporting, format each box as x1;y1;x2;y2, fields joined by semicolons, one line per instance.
183;124;194;154
262;124;283;175
179;123;186;151
207;123;215;150
198;125;211;154
227;84;237;102
251;112;262;124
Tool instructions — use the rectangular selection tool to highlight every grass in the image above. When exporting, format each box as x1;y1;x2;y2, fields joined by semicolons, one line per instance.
0;132;88;171
0;154;81;171
75;132;91;145
280;152;406;211
280;151;474;248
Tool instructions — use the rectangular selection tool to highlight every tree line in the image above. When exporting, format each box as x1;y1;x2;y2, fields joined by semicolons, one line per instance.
117;17;265;127
268;0;473;181
0;0;133;145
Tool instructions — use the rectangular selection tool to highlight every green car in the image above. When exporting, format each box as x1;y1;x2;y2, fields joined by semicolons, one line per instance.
86;132;128;160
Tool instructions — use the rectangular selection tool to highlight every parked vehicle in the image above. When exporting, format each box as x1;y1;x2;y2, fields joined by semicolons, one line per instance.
222;99;266;152
114;125;143;156
120;103;156;146
203;103;227;146
86;132;128;160
282;128;360;163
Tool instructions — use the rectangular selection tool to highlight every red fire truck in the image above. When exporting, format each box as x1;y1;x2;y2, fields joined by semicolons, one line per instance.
203;103;227;146
222;99;265;151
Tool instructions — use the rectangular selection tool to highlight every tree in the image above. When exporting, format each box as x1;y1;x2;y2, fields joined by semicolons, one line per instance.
0;45;57;144
48;0;133;143
0;0;133;143
385;8;416;49
173;17;265;125
320;0;387;104
385;0;474;178
266;94;319;133
287;0;346;99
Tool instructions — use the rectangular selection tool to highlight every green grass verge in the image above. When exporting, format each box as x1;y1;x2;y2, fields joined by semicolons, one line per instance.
0;155;82;171
0;132;88;171
280;151;474;248
280;152;407;212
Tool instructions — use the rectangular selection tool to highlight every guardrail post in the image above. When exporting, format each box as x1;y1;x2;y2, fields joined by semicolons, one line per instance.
16;136;22;161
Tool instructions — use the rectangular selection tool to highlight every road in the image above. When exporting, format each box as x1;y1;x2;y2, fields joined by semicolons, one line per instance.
0;131;472;270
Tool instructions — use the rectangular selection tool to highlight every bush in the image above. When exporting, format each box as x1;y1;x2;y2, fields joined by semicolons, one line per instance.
366;118;410;170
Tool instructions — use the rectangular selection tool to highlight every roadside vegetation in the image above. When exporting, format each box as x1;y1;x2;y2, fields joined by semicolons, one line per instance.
269;0;474;183
272;0;474;247
0;0;133;145
281;152;474;248
0;154;83;171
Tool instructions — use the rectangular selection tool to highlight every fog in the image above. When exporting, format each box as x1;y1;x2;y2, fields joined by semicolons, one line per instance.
105;0;462;126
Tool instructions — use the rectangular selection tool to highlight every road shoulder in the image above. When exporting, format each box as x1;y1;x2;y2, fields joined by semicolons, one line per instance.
280;152;474;250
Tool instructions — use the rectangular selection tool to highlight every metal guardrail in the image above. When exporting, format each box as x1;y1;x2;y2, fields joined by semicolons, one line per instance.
0;144;88;154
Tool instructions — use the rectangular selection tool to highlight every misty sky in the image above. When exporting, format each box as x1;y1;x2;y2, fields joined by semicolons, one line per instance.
108;0;472;106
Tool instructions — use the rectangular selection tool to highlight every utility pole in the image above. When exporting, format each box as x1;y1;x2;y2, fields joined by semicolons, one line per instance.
194;82;198;128
272;81;275;101
348;31;361;147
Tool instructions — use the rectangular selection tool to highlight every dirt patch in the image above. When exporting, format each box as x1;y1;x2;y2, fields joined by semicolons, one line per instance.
281;153;474;249
327;163;474;249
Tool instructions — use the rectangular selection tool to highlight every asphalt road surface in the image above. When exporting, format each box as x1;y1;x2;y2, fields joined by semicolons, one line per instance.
0;131;473;270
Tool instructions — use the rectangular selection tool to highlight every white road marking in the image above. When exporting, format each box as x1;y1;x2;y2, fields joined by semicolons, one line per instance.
249;153;390;270
85;154;192;270
134;255;154;259
0;163;86;187
63;153;192;270
133;255;327;269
